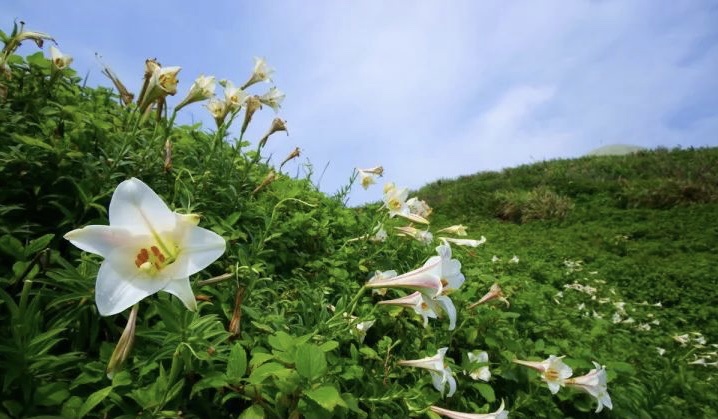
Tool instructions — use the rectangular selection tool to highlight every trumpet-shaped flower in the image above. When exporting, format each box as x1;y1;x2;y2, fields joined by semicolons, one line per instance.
175;74;215;110
138;65;181;111
366;243;463;298
513;355;573;394
466;350;491;382
243;56;274;88
406;197;433;219
395;225;433;245
565;362;612;413
259;86;285;113
437;225;468;236
430;400;508;419
64;178;226;316
366;269;397;296
224;81;249;111
399;347;456;397
49;45;72;71
440;236;486;247
358;169;377;189
383;184;409;216
468;283;509;309
378;291;438;327
206;97;229;127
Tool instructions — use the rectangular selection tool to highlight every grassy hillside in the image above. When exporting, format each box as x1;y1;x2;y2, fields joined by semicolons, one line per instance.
2;25;717;419
415;148;718;416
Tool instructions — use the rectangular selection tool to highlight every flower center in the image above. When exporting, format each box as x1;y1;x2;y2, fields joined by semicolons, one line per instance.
544;368;560;382
389;199;402;210
134;244;177;275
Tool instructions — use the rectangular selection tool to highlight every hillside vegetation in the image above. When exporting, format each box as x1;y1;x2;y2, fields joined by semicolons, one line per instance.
1;23;717;419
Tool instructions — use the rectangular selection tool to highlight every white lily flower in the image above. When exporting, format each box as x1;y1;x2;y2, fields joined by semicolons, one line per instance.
371;223;387;242
49;45;72;71
399;347;456;397
440;236;486;247
366;269;397;296
395;226;433;244
358;170;376;190
406;197;432;219
64;178;226;316
467;350;491;382
378;291;438;327
259;86;285;113
430;400;508;419
206;97;229;127
223;81;249;111
513;355;573;394
382;184;409;217
175;74;216;110
510;255;519;264
437;225;468;236
367;243;463;300
242;56;274;88
565;362;612;413
491;255;500;263
138;65;181;111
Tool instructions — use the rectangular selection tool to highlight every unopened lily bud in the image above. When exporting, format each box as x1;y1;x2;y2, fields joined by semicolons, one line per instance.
97;53;135;106
106;304;139;379
163;138;172;172
241;57;274;89
259;117;288;148
358;166;384;176
13;24;54;48
240;95;262;135
468;283;509;308
252;170;277;194
279;147;301;169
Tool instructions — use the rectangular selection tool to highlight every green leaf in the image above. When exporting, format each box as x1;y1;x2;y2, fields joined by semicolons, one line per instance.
34;382;70;407
247;362;292;384
268;331;295;352
295;343;327;380
77;386;113;418
304;385;347;412
319;340;339;352
227;343;247;381
12;133;54;151
477;383;496;402
25;234;54;255
191;372;227;398
0;235;24;260
238;405;265;419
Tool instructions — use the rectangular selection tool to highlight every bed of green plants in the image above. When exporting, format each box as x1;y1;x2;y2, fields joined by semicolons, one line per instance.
1;22;717;419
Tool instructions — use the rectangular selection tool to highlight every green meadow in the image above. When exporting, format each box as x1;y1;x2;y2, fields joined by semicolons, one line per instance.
1;23;717;419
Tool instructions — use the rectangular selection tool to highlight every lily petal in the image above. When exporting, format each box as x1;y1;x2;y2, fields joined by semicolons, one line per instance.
109;178;175;234
64;225;133;258
162;277;198;311
162;223;226;278
95;259;167;316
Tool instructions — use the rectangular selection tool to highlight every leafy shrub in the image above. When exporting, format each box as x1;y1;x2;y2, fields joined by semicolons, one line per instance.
491;186;574;223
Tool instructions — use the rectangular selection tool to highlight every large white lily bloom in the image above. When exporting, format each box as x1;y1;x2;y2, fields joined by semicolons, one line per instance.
565;362;612;413
467;350;491;382
399;347;456;397
513;355;573;394
64;178;226;316
49;45;73;70
382;184;409;216
430;400;508;419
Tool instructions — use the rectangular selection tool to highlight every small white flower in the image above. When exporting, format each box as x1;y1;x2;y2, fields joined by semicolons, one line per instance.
565;362;612;413
49;45;73;70
399;347;456;397
510;255;519;264
513;355;573;394
466;350;491;382
243;56;274;88
656;347;666;356
175;74;216;110
491;255;500;263
259;86;285;113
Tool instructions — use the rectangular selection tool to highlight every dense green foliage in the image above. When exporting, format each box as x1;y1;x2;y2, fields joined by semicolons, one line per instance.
1;27;717;419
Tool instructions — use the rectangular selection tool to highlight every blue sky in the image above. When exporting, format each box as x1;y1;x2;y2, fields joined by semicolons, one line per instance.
4;1;718;205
